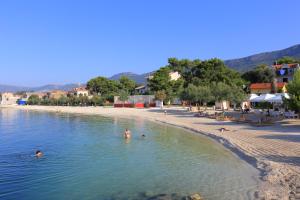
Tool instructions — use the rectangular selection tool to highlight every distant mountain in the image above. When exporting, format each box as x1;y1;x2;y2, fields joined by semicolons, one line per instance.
0;85;31;93
224;44;300;72
109;44;300;82
31;84;82;92
2;44;300;92
0;83;82;93
110;72;153;84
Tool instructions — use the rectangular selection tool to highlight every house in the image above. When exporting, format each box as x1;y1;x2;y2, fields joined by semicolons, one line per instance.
272;63;300;83
72;87;89;97
169;71;181;81
0;92;21;105
135;85;148;94
146;71;181;81
138;71;181;94
48;90;67;99
250;82;287;94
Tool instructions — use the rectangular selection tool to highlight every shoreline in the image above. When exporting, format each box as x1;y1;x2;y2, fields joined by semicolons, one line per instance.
2;105;300;200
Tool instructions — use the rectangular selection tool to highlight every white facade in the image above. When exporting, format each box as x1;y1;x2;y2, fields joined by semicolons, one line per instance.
215;101;230;110
76;90;89;97
0;93;20;105
135;85;148;94
169;71;181;81
72;87;89;97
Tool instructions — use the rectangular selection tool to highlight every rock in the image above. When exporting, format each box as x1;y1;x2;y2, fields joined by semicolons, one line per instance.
188;193;203;200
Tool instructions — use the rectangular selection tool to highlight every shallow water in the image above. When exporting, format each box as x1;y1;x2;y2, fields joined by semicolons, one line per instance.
0;108;260;200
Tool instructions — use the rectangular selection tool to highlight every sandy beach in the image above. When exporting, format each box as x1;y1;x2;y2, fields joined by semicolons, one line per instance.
2;105;300;200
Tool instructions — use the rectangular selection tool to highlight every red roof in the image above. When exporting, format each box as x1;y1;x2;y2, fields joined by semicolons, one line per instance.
73;87;87;92
273;63;299;69
250;82;286;90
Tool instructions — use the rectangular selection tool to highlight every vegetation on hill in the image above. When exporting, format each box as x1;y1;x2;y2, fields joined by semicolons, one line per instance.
241;64;275;84
224;44;300;72
276;56;300;64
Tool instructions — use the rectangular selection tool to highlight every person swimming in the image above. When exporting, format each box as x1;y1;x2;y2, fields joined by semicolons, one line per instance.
35;150;43;157
141;134;146;137
124;129;131;139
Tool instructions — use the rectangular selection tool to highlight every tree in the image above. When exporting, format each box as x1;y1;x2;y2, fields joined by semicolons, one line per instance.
154;90;167;108
87;76;120;96
276;57;300;65
79;95;89;106
197;85;213;109
228;85;247;109
90;95;103;106
119;76;136;94
286;70;300;116
148;66;183;103
211;82;232;102
180;84;198;105
180;84;213;110
242;64;275;84
119;90;129;107
68;95;80;106
27;95;41;105
58;96;68;106
148;67;171;92
190;58;244;87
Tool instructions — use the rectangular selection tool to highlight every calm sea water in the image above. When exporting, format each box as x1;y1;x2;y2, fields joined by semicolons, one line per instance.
0;108;260;200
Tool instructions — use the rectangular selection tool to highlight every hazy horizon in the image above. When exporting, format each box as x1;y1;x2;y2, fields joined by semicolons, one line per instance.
1;0;300;86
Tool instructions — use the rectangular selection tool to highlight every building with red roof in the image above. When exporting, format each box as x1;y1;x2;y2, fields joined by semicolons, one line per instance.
250;82;287;94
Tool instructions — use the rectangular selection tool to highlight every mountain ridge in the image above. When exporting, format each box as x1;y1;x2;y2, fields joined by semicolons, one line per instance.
1;44;300;92
224;44;300;71
0;83;82;93
109;44;300;83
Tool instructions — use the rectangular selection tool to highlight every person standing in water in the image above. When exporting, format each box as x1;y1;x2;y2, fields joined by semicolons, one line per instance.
124;129;131;139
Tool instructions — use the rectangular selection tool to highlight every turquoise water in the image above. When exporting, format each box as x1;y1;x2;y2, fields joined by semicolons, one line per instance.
0;108;259;200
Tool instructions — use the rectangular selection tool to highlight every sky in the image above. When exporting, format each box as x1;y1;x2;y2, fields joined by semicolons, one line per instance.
0;0;300;86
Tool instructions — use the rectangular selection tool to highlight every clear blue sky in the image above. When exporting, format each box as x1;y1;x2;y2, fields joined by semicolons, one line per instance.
1;0;299;86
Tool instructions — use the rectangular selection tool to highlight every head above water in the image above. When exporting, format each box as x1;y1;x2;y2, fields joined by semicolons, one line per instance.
35;150;43;157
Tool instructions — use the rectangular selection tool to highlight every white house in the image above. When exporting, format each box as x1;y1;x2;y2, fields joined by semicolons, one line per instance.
135;85;148;94
169;71;181;81
0;93;20;105
72;87;89;97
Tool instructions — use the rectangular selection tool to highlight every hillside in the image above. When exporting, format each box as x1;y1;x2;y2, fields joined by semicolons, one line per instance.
0;83;82;93
109;44;300;83
2;44;300;91
224;44;300;72
109;72;153;84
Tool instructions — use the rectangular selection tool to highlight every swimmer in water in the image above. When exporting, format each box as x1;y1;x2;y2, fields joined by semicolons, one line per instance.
141;134;146;137
35;150;43;158
124;129;131;139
